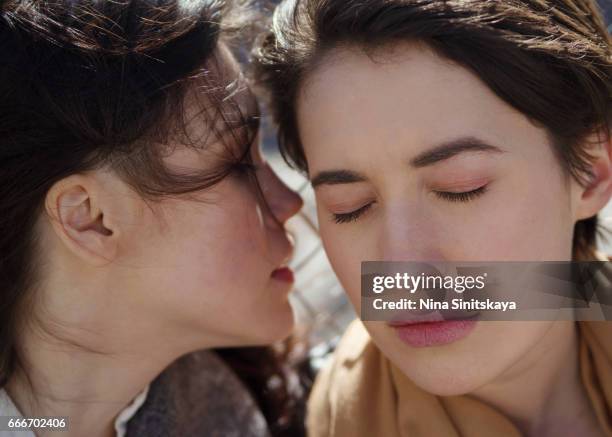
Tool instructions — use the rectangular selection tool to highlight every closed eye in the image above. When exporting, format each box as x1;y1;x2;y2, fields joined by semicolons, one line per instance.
331;185;486;224
332;202;374;224
434;185;487;202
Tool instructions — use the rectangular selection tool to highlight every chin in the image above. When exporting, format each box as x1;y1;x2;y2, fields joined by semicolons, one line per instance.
387;350;491;397
371;333;489;397
244;305;295;346
403;370;483;397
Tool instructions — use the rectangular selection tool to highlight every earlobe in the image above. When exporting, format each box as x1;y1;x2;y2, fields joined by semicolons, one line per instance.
575;134;612;221
46;178;118;265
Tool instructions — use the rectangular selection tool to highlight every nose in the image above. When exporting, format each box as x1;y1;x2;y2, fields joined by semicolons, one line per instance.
379;206;446;262
258;162;304;224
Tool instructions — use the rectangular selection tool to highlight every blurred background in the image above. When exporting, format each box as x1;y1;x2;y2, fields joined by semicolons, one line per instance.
257;0;612;369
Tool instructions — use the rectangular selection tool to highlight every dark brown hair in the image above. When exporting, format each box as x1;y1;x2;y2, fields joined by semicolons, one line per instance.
0;0;303;434
254;0;612;261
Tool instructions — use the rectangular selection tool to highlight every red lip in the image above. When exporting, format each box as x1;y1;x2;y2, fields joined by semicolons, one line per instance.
271;266;294;283
391;318;477;347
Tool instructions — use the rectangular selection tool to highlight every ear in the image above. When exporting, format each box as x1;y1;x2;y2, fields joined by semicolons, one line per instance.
45;173;123;266
575;131;612;221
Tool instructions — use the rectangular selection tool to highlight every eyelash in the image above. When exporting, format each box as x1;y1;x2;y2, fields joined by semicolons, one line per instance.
433;185;488;202
332;203;373;224
331;185;488;224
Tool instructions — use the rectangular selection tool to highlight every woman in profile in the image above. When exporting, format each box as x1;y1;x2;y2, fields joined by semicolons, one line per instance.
0;1;306;436
256;0;612;435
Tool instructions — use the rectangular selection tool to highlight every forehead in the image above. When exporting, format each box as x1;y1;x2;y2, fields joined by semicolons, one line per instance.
296;42;542;169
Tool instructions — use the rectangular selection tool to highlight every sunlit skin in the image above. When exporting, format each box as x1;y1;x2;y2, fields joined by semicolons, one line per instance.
297;42;612;436
5;44;303;437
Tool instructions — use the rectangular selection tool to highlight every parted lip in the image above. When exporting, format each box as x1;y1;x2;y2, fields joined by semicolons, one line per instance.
388;312;445;326
388;311;480;326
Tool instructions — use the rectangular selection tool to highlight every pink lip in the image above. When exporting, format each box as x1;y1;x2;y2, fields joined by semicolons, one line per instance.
271;266;294;283
392;319;477;347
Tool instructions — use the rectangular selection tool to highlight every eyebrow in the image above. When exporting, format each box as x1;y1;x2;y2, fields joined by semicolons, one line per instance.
311;169;367;188
409;137;504;168
310;136;504;188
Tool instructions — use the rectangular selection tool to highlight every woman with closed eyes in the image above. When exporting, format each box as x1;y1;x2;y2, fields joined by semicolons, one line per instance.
255;0;612;435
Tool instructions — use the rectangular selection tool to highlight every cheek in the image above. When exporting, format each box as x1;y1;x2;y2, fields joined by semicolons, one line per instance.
492;155;574;258
145;188;272;305
186;200;270;289
452;175;574;261
319;220;365;311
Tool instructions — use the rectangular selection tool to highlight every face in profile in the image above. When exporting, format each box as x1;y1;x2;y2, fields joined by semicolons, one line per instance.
296;42;601;395
40;45;303;355
116;47;304;349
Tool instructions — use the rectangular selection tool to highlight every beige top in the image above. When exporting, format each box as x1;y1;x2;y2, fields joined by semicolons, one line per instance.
307;253;612;437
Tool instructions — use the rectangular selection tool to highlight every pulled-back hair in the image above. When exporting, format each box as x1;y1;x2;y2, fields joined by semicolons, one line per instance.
0;1;304;434
254;0;612;260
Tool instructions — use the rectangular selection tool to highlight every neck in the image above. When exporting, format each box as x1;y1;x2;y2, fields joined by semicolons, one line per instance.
5;325;183;437
470;321;600;437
